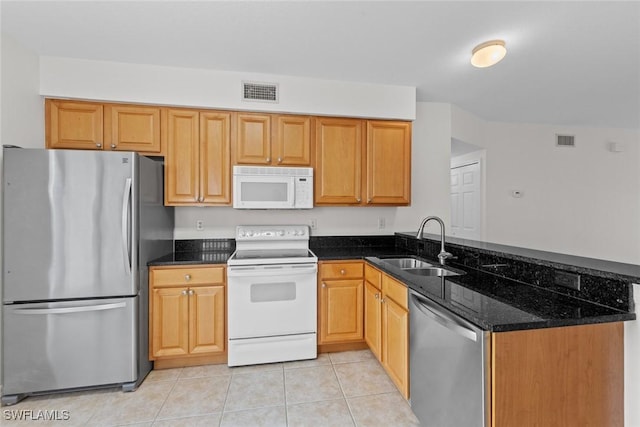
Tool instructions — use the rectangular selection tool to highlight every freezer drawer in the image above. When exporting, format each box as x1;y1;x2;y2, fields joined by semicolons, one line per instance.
2;297;137;398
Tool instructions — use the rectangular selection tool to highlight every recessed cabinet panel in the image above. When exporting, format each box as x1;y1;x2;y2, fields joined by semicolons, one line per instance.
200;112;232;204
315;118;364;204
273;115;311;166
236;113;271;164
105;105;161;153
46;100;104;150
367;121;411;205
164;109;200;204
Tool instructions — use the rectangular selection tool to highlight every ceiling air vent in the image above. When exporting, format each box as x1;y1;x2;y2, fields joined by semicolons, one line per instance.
556;134;575;147
242;81;279;103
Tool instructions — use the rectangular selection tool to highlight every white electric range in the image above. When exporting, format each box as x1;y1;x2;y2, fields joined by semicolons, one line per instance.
226;225;318;366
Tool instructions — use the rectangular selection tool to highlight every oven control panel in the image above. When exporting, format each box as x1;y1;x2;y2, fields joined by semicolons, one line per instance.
236;225;309;241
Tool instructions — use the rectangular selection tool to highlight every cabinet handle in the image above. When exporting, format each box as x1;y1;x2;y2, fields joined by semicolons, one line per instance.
185;274;191;281
381;298;386;303
188;289;195;296
277;157;282;164
356;198;361;203
322;283;326;288
340;269;346;275
96;143;102;148
181;290;188;296
266;157;271;163
374;293;379;300
199;197;204;202
367;198;372;203
111;144;116;150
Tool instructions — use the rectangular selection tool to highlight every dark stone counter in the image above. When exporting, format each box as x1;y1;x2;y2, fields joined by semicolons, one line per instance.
148;234;636;332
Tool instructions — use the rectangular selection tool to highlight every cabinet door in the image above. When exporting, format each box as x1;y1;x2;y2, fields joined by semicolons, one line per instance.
272;115;311;166
366;121;411;205
46;100;103;150
364;281;382;361
189;285;226;355
151;287;190;358
383;297;409;399
200;112;232;204
315;118;364;205
164;109;200;205
319;279;364;343
236;113;271;164
104;105;161;154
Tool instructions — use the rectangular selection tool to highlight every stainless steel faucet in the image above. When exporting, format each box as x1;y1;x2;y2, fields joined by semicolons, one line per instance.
416;216;454;265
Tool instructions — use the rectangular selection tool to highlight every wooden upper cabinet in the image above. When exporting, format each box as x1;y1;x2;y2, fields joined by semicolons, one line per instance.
315;117;411;206
235;113;311;166
367;120;411;205
200;112;232;204
164;109;232;206
314;117;364;205
46;100;104;150
46;99;162;155
164;109;200;205
235;113;271;164
272;115;312;166
104;104;161;154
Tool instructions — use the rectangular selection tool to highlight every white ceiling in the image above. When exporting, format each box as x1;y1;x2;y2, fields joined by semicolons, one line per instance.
2;1;639;129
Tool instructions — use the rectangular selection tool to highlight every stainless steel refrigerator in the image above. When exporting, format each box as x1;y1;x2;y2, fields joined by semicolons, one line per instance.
1;147;174;405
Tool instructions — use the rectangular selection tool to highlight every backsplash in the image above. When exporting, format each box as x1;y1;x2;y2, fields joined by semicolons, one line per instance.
395;233;635;312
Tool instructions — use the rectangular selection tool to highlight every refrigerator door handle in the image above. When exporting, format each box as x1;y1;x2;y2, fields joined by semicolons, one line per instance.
121;177;132;275
11;302;127;315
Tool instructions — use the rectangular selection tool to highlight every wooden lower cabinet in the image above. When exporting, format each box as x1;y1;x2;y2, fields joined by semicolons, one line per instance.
318;261;367;351
149;265;226;367
364;264;409;398
491;322;623;427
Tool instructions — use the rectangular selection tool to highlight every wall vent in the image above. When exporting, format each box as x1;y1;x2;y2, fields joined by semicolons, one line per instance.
242;81;279;103
556;134;575;147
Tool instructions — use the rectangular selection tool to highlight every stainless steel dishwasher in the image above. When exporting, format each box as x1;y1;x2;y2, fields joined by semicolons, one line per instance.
409;289;490;427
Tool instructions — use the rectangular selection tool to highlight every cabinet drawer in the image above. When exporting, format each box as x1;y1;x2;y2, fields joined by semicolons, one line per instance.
364;264;381;289
382;274;408;309
320;262;363;279
151;266;224;287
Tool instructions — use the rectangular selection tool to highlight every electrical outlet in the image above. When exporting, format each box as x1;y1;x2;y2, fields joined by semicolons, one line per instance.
310;219;317;230
554;271;581;291
378;217;386;229
196;220;204;231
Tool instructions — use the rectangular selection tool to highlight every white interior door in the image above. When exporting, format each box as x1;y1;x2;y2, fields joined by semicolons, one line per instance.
451;162;481;240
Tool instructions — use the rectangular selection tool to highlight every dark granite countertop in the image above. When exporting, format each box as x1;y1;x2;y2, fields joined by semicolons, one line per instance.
148;236;635;332
366;255;634;332
396;232;640;282
149;250;232;266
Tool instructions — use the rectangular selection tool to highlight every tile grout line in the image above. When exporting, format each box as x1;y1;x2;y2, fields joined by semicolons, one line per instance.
283;366;289;427
329;354;359;427
149;368;183;425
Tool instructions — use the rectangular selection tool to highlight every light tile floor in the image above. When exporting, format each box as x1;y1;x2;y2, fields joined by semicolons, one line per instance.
1;350;420;426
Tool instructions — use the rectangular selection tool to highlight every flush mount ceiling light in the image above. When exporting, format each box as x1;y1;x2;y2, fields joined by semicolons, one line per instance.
471;40;507;68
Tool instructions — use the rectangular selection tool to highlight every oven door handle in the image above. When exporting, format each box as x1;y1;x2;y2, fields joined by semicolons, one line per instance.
227;264;317;277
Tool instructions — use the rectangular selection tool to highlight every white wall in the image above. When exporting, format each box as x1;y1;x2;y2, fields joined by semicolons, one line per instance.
482;122;640;264
1;34;44;147
174;102;452;238
451;108;640;265
39;56;415;121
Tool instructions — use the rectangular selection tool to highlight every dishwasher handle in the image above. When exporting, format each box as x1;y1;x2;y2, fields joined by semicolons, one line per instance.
410;292;478;342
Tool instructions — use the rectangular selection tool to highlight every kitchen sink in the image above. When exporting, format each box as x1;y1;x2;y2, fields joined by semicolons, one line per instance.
404;267;461;277
381;257;434;269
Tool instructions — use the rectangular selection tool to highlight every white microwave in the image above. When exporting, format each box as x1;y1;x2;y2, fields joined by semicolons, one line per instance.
233;166;314;209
